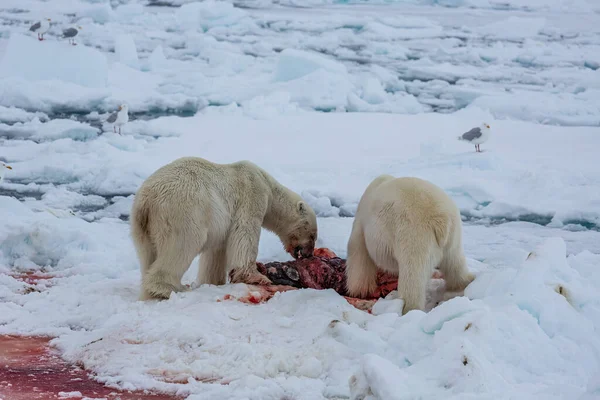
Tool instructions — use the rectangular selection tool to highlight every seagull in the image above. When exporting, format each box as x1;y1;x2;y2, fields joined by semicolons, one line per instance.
106;104;129;135
45;208;76;218
457;123;491;153
62;25;82;45
29;18;51;41
0;162;13;183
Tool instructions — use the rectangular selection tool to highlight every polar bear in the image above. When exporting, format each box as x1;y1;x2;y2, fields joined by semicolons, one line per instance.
130;157;318;300
345;175;474;314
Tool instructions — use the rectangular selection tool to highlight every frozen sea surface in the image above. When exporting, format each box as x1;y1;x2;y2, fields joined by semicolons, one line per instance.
1;0;600;399
0;0;599;121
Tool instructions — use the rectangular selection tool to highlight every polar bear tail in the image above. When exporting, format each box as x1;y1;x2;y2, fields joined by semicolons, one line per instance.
429;213;451;249
130;199;156;273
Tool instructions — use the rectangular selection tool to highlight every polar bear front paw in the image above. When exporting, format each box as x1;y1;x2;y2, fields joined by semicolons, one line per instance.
230;268;273;286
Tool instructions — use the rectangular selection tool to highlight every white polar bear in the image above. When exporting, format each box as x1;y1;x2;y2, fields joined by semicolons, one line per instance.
345;175;474;314
130;157;318;300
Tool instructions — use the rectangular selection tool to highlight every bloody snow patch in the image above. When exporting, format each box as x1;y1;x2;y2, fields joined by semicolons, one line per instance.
224;248;446;312
0;335;180;400
12;271;54;286
219;284;380;312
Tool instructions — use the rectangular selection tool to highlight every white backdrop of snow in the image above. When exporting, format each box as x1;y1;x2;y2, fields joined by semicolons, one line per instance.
0;33;108;88
0;0;597;120
1;111;600;399
1;194;600;399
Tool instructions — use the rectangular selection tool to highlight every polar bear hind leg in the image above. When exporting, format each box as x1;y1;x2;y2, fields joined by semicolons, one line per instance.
345;220;379;298
197;247;227;286
394;229;443;314
438;251;474;292
140;229;206;300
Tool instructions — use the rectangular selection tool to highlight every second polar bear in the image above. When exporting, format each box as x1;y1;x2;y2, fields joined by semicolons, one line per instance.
345;175;474;314
130;157;318;300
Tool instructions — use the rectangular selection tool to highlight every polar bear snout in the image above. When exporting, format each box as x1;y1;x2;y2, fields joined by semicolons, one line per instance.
293;244;315;259
286;235;316;259
285;221;317;260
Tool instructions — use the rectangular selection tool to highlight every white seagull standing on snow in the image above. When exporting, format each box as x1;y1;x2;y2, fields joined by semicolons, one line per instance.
0;162;13;183
458;123;491;153
29;18;51;41
106;104;129;135
62;25;82;45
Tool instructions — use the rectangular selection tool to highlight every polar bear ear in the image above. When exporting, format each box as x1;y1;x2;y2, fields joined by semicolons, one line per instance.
297;201;307;215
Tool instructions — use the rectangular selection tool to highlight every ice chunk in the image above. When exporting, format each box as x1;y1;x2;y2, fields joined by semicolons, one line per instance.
0;78;108;113
39;187;107;211
0;33;108;88
84;195;133;221
274;49;348;82
296;356;323;378
302;191;340;218
176;1;250;31
360;77;387;105
350;354;429;400
420;296;479;334
347;91;424;114
0;196;35;218
0;273;27;299
327;320;388;355
273;69;353;111
0;118;99;142
79;4;114;24
114;34;140;70
474;17;546;40
114;3;145;21
371;292;405;316
238;92;303;119
58;392;83;399
0;106;48;124
469;90;600;126
339;203;357;218
146;45;167;71
106;63;196;113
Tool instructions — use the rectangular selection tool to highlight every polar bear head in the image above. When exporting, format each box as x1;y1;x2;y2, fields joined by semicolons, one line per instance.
283;201;318;259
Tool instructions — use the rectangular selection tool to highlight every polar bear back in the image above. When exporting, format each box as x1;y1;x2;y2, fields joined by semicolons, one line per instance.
357;175;460;251
133;157;281;245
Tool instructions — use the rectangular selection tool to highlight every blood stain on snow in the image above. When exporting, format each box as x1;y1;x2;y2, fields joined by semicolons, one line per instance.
12;271;54;286
0;335;181;400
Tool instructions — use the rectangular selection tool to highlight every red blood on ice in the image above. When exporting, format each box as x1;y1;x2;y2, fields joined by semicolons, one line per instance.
226;247;445;312
0;335;181;400
12;271;54;286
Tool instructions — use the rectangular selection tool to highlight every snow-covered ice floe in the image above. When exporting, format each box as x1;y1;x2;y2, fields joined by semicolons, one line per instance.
1;193;600;399
1;0;600;398
1;111;600;399
1;112;598;229
1;0;599;121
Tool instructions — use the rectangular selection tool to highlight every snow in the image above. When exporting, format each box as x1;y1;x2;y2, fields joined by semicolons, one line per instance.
57;391;84;399
0;118;99;141
1;0;600;399
0;33;108;89
473;16;547;40
274;49;348;82
114;34;140;70
176;0;250;32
